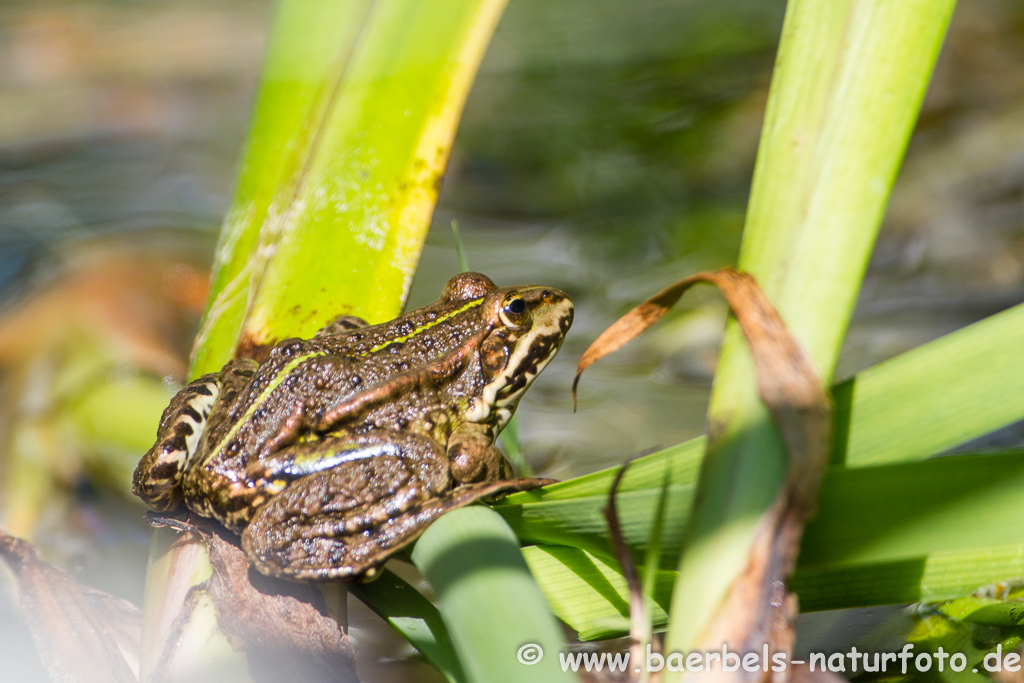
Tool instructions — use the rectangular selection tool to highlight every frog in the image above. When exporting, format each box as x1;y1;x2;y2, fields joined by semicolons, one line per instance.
132;272;573;580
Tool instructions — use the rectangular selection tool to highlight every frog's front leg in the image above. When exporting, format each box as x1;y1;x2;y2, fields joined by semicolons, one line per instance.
241;431;451;579
133;359;257;511
447;422;513;483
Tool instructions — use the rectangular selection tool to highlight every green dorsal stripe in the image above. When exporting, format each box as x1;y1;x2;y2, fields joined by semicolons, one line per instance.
369;298;483;352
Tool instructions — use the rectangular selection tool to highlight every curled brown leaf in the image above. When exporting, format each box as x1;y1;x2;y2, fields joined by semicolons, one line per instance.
576;269;832;682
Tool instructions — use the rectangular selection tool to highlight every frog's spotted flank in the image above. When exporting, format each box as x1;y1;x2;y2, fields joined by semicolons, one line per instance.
201;351;329;470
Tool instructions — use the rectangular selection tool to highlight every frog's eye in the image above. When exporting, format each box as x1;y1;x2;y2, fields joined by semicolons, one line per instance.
499;294;531;328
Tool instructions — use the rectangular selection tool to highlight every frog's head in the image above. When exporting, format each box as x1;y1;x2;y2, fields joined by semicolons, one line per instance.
452;273;573;425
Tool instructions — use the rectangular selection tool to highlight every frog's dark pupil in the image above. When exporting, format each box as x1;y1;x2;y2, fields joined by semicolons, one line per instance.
506;298;526;314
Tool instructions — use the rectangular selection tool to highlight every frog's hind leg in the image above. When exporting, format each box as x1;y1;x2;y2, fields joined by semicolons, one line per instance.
132;359;256;511
241;431;449;579
242;432;552;580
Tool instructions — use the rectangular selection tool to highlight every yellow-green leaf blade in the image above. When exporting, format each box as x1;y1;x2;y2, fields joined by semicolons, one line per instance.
194;0;370;375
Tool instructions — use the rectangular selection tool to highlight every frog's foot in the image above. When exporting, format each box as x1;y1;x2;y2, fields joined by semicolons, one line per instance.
315;315;369;337
242;476;553;581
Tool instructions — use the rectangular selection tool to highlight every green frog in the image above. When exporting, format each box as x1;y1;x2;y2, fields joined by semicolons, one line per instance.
132;272;573;580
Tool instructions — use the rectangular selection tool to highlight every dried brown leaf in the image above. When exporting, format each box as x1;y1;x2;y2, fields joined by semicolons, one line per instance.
0;527;141;683
0;249;208;379
603;459;648;683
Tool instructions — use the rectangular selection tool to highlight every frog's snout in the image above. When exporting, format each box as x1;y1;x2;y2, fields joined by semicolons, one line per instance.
527;287;573;338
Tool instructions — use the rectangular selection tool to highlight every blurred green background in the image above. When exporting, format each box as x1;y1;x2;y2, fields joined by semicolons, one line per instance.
2;0;1024;680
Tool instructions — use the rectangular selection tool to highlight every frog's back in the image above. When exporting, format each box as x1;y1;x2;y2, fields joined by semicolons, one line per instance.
194;299;492;471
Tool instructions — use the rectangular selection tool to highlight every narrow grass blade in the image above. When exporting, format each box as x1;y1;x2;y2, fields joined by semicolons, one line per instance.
411;506;574;683
602;462;648;681
451;221;470;273
639;467;671;678
446;218;530;474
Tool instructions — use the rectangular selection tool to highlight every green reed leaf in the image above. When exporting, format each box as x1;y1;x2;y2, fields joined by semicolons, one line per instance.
665;1;958;657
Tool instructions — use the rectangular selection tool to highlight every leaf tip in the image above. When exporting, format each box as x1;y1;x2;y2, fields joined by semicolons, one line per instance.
571;370;583;412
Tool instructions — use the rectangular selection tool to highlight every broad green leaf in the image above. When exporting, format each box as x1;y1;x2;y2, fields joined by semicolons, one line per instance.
667;1;957;656
791;544;1024;614
499;478;695;562
521;545;675;642
833;301;1024;467
140;1;542;680
517;451;1024;638
349;570;467;683
504;296;1024;524
239;1;510;344
192;1;370;376
193;0;509;374
412;507;574;683
505;438;705;504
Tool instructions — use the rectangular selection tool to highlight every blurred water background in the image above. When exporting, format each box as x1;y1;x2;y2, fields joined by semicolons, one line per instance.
2;0;1024;680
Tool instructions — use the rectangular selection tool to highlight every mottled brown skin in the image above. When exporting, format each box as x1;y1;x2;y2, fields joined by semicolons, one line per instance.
133;273;573;580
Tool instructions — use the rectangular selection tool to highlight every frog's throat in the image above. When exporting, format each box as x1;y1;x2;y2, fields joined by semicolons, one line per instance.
465;297;573;424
